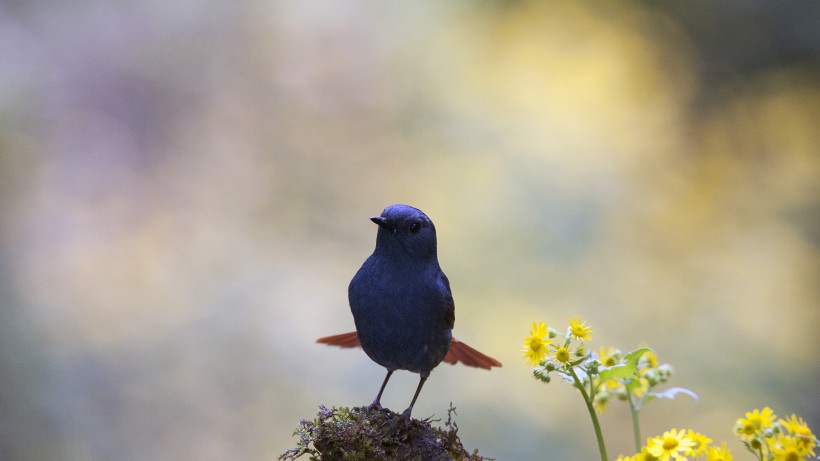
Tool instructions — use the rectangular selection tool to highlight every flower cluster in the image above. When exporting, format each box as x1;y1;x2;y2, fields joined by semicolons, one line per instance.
617;428;731;461
591;347;680;414
523;318;693;417
522;318;695;461
521;319;817;461
521;317;592;373
616;409;817;461
734;407;816;460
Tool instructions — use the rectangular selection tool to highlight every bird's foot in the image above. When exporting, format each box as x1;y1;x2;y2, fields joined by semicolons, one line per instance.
400;406;413;421
366;400;383;412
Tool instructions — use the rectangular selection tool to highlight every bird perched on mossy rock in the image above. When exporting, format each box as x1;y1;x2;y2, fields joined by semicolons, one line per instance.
317;204;501;416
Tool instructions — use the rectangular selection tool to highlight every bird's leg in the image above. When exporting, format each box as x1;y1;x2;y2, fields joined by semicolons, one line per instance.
368;369;394;410
401;372;429;417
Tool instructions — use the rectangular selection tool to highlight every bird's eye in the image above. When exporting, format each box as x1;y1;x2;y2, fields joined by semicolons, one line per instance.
409;222;421;233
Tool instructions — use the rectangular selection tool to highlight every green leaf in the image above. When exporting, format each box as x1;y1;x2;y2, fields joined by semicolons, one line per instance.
597;347;652;382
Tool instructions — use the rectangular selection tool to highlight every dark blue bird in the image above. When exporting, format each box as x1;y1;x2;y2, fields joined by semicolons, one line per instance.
318;204;501;416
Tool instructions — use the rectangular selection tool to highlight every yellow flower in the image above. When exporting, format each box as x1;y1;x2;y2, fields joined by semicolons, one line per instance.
646;429;695;461
769;435;803;461
639;449;661;461
631;376;650;398
593;377;626;413
735;407;776;441
639;350;659;375
705;443;732;461
522;322;550;365
779;414;816;456
594;346;625;403
687;430;713;456
593;389;611;414
624;448;660;461
554;346;571;366
569;316;593;340
598;346;622;367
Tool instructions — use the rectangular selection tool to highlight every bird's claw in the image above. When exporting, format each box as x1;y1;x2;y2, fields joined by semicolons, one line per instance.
400;408;413;427
366;401;383;412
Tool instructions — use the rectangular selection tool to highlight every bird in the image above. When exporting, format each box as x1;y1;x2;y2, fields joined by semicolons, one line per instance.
317;204;501;416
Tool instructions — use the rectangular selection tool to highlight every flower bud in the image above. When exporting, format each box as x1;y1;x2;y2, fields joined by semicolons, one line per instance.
574;343;589;358
750;438;762;450
643;369;660;386
533;368;551;383
658;364;673;381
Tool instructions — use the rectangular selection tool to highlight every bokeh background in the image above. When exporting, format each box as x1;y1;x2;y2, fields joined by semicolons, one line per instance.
1;1;818;459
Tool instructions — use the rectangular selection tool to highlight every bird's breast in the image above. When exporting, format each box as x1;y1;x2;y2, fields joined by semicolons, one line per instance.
347;258;451;372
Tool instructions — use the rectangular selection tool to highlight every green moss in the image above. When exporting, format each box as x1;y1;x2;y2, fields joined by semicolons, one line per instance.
279;404;490;461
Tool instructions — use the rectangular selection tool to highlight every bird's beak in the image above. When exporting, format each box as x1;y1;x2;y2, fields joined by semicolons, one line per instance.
370;216;394;231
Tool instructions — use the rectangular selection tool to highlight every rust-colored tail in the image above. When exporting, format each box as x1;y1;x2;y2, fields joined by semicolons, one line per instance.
316;332;361;348
442;337;502;369
316;332;502;370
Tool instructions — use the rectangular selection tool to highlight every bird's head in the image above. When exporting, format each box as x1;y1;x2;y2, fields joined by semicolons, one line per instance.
371;204;438;259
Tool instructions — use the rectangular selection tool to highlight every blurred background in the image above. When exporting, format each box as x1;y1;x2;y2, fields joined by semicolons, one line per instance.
1;0;818;459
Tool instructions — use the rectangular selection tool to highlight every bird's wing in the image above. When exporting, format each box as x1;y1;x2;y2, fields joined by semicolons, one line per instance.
317;332;501;369
438;272;455;330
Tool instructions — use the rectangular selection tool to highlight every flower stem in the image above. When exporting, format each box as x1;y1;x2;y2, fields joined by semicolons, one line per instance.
628;396;642;453
568;367;608;461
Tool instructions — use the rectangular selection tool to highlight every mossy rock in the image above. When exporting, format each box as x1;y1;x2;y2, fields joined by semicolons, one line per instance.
280;405;489;461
